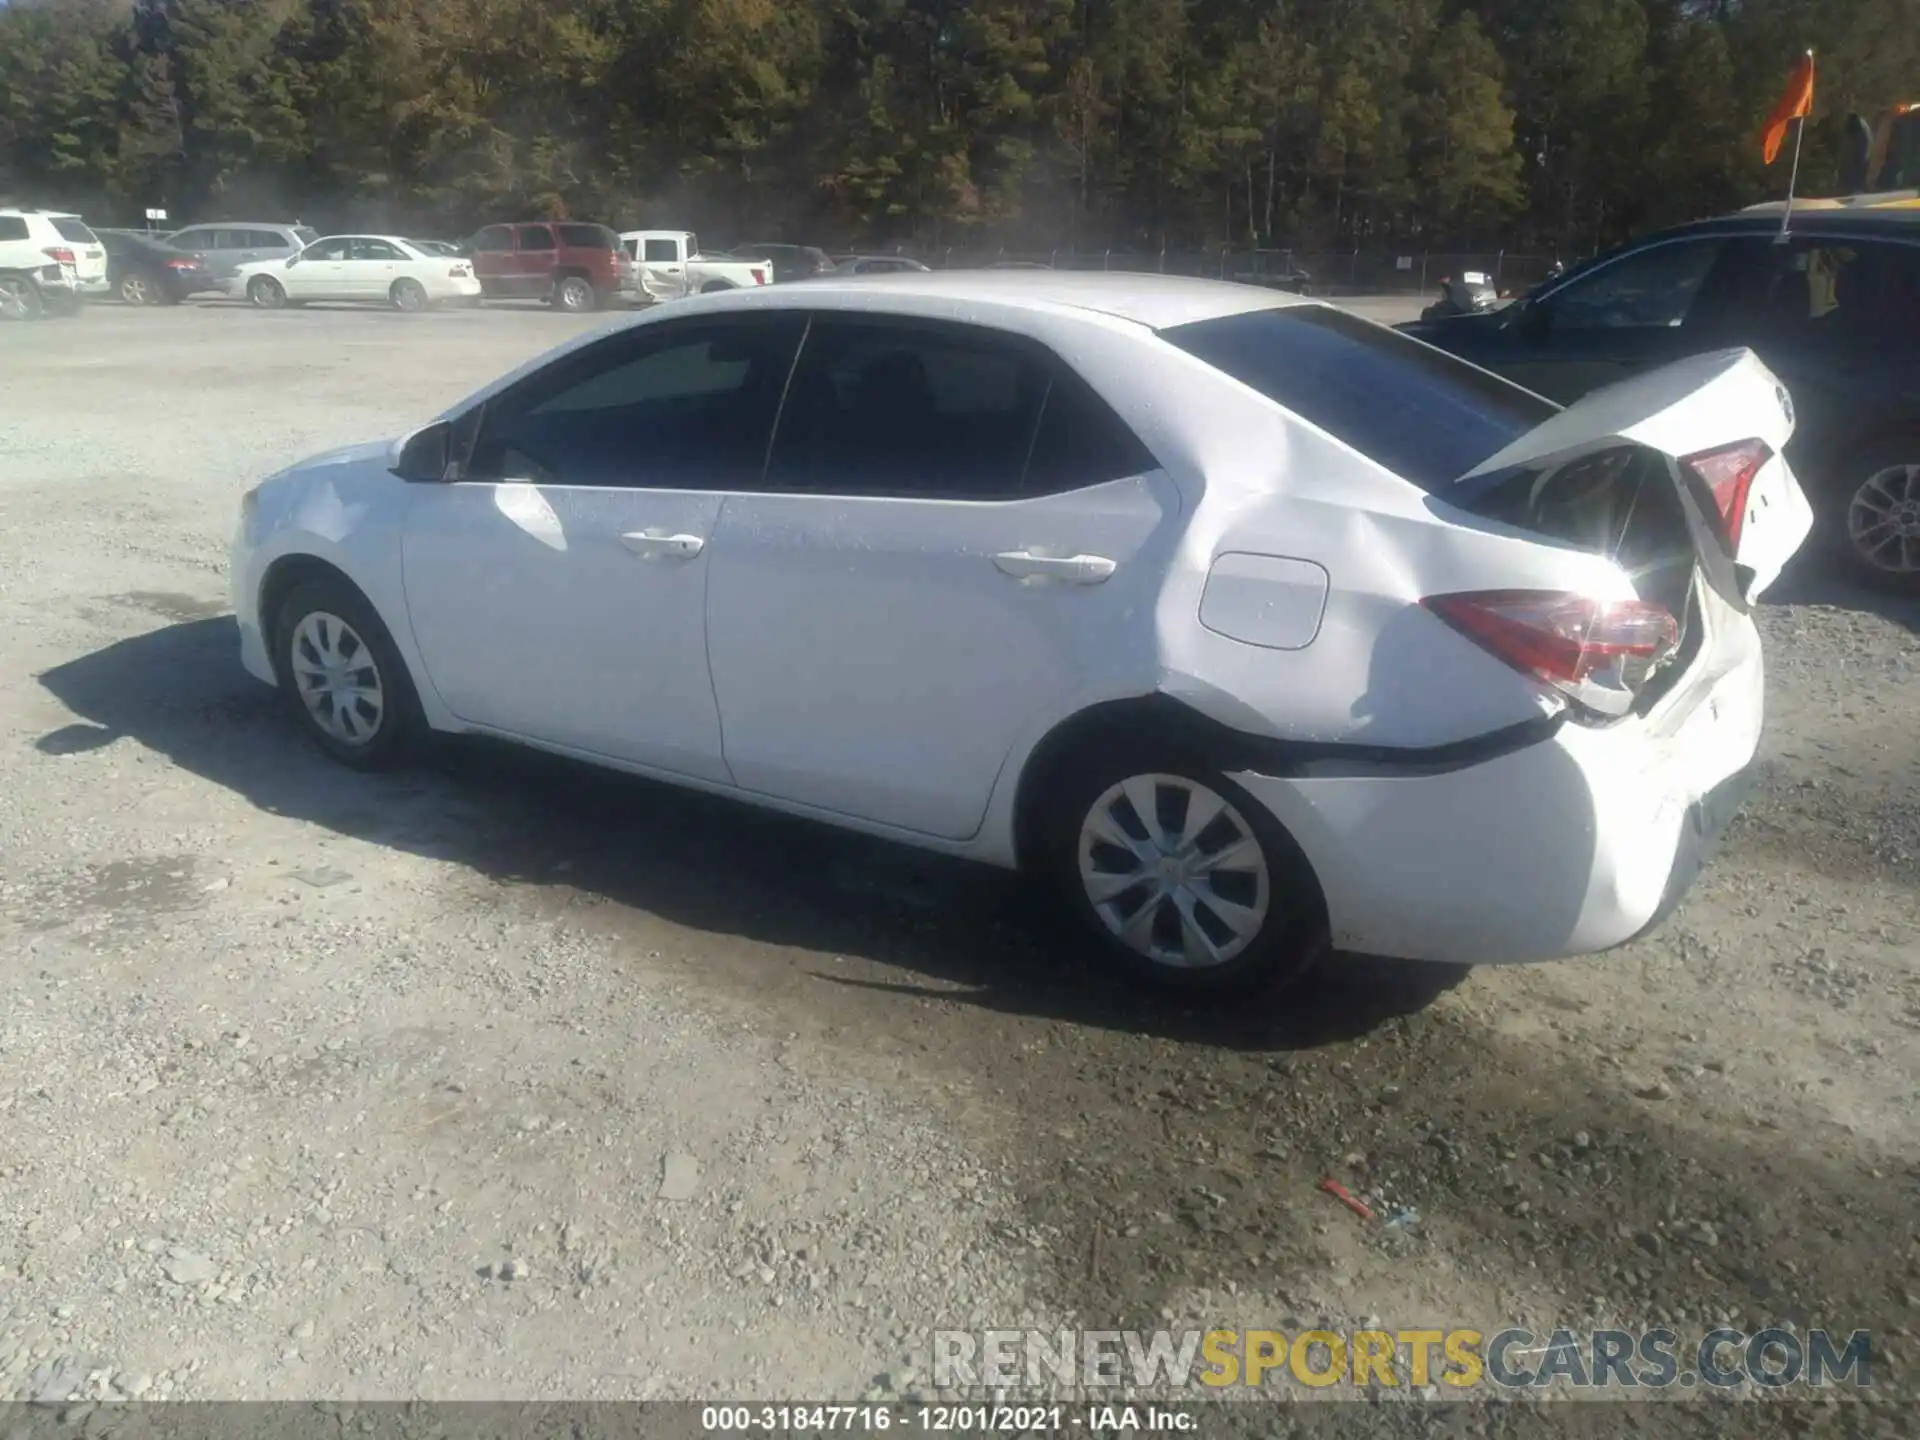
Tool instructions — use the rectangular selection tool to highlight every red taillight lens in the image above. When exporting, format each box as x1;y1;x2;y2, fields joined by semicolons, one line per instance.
1681;438;1771;551
43;246;76;265
1423;590;1681;717
751;267;767;285
164;258;198;271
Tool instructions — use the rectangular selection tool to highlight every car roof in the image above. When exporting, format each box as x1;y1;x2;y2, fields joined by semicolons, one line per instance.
174;221;305;231
1651;207;1920;244
706;269;1307;329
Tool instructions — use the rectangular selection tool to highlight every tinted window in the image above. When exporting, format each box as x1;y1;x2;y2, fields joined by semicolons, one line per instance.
1160;306;1557;492
167;228;210;250
0;217;28;241
1700;237;1920;357
51;217;97;244
471;226;513;253
465;315;806;489
766;317;1049;498
1543;239;1723;331
351;239;404;261
1026;369;1160;493
249;230;291;249
302;238;351;261
557;224;614;250
643;238;680;263
518;226;555;251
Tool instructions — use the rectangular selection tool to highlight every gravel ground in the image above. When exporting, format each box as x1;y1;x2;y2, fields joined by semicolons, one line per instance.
0;297;1916;1435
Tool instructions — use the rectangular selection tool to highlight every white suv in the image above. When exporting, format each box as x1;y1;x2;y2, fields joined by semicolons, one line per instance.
0;208;108;318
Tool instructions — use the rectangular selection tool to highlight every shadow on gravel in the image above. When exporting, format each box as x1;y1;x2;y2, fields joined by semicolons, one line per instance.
36;618;1463;1055
1761;562;1920;632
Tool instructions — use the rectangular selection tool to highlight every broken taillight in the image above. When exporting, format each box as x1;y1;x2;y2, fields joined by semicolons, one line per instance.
43;246;76;266
1680;438;1771;551
751;267;767;285
1423;590;1681;719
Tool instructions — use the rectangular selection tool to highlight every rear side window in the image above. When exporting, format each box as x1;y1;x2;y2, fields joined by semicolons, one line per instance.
1159;306;1557;492
51;217;98;244
557;224;614;250
250;229;291;249
471;226;513;253
519;226;556;251
294;227;320;246
766;317;1048;499
643;238;679;263
0;217;29;241
1026;369;1160;493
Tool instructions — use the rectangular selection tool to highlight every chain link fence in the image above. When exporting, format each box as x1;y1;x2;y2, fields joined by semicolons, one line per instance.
859;245;1563;296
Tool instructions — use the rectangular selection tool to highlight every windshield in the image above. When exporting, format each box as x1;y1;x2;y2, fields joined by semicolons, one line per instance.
1159;305;1557;492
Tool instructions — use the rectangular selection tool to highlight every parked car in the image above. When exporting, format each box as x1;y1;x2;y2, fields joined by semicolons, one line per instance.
229;272;1811;996
234;235;482;311
409;240;463;258
727;242;835;283
620;231;771;301
1399;208;1920;590
94;228;219;305
464;222;633;312
162;223;318;291
987;260;1053;271
0;208;106;317
831;255;933;275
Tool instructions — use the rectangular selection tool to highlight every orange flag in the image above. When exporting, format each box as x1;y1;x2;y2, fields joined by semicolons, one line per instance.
1761;50;1816;165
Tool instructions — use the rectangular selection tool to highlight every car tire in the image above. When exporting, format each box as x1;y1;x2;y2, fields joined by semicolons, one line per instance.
0;274;42;321
248;276;287;309
119;271;158;306
390;278;429;312
1040;740;1328;1000
270;576;426;770
554;275;596;312
1829;437;1920;592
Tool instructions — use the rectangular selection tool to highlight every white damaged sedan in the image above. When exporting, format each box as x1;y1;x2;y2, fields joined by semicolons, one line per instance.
230;273;1812;995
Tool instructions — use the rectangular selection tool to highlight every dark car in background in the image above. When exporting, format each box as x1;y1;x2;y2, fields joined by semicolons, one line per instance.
1400;208;1920;591
831;254;932;275
95;228;218;305
728;243;835;283
464;221;632;311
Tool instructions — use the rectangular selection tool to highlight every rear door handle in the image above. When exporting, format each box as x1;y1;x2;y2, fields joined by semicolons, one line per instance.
993;550;1116;584
621;530;705;559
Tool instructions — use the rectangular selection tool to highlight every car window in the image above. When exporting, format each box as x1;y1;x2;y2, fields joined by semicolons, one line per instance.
0;217;29;241
250;230;291;249
294;227;320;246
471;226;513;254
50;218;98;244
557;224;613;249
1160;305;1558;493
765;317;1050;499
465;315;807;490
351;239;404;261
1025;368;1161;494
643;239;680;263
1715;238;1920;355
1542;239;1724;331
518;226;556;251
166;228;209;250
302;238;352;262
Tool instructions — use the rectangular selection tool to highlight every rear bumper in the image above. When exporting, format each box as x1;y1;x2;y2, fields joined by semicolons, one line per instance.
1231;641;1765;966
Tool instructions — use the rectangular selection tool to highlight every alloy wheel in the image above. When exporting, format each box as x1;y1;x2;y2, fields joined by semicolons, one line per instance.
558;278;591;311
289;611;385;747
120;273;153;305
1076;773;1271;969
1846;463;1920;577
0;276;38;321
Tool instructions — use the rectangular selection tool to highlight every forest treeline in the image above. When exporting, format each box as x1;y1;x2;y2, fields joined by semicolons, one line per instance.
0;0;1914;252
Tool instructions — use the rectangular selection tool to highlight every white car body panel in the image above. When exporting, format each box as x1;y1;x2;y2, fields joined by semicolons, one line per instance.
231;273;1814;967
232;235;482;306
620;231;771;302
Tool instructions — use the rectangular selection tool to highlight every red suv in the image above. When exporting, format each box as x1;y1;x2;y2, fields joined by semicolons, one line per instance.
464;222;633;311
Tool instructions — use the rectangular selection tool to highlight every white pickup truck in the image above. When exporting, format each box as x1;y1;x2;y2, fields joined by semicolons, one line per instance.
618;231;772;302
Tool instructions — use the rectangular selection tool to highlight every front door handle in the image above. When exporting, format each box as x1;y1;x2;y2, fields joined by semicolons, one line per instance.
621;530;705;559
993;550;1116;584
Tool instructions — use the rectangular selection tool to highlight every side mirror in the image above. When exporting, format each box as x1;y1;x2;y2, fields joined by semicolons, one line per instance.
391;421;453;483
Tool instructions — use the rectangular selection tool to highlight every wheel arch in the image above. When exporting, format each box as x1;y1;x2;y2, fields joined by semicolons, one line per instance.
700;279;737;293
257;554;367;684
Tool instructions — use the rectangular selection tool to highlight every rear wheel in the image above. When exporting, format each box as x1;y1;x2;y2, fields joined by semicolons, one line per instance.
1041;742;1326;999
248;276;287;310
270;576;424;769
553;275;596;312
390;278;429;312
1831;438;1920;592
119;270;158;306
0;275;40;321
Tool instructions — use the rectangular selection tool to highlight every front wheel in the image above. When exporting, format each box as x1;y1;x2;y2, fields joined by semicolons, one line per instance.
270;576;425;769
248;276;287;309
0;275;41;321
1832;440;1920;592
390;278;429;312
1042;745;1327;999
